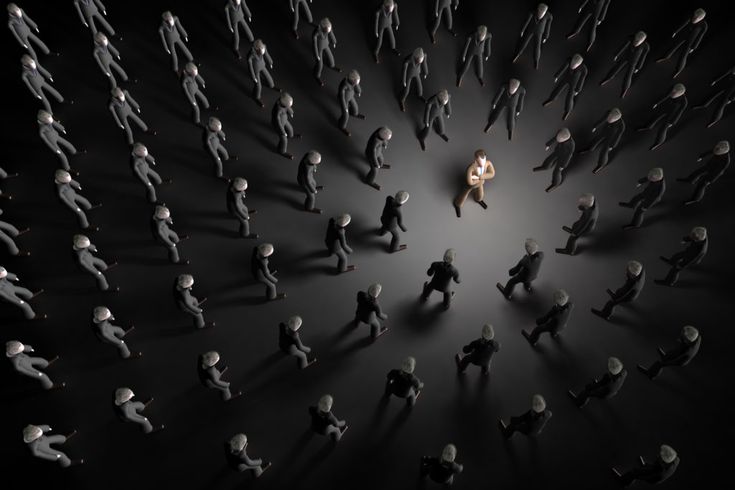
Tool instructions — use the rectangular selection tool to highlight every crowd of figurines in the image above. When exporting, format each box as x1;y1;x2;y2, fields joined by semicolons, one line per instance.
2;0;729;486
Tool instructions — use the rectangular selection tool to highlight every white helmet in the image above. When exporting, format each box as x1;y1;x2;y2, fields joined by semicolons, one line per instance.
5;340;24;357
318;394;333;412
481;323;495;340
184;62;198;76
74;234;91;249
114;387;134;406
395;190;409;204
287;315;302;331
553;289;569;306
607;357;624;375
23;425;43;443
258;243;274;258
95;32;108;46
93;306;112;322
441;444;457;462
692;8;706;23
319;18;332;32
202;351;220;367
229;433;247;452
178;274;194;289
532;394;547;413
401;356;416;374
525;238;539;255
627;260;643;277
368;283;382;298
112;87;125;100
253;39;265;53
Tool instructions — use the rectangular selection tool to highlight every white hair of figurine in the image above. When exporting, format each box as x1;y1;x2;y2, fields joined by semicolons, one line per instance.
671;83;686;98
202;351;220;367
438;89;450;105
482;323;495;340
133;143;148;158
553;289;569;306
23;425;43;443
38;110;53;124
230;433;247;452
178;274;194;289
578;193;595;208
308;151;322;165
532;394;547;412
114;387;134;406
682;325;699;342
336;214;351;227
690;226;707;241
441;444;457;462
647;167;664;182
395;190;409;204
714;140;730;155
509;78;521;94
368;283;382;298
74;234;91;249
94;306;112;322
525;238;539;255
208;117;222;132
233;177;248;191
443;248;456;264
401;356;416;374
379;127;393;140
55;169;72;183
318;394;333;412
660;444;678;463
627;260;643;277
556;128;571;143
287;315;302;331
6;340;24;357
570;54;584;70
607;357;624;375
280;92;294;107
633;31;647;46
258;243;274;257
155;205;170;220
607;108;622;122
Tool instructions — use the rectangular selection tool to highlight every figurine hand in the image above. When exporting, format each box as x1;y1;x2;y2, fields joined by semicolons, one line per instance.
37;95;43;100
116;55;121;60
316;55;321;61
375;32;378;38
597;21;602;25
106;72;111;77
462;57;465;63
591;127;596;132
403;81;406;87
185;37;189;43
434;11;438;17
83;22;89;27
119;125;125;129
545;146;550;151
23;44;28;48
166;49;171;54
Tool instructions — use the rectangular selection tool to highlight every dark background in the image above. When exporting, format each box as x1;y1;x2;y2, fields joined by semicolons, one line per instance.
2;1;733;489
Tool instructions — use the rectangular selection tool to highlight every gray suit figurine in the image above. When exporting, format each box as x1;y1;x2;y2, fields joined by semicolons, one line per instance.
198;351;242;401
374;0;400;63
72;234;118;292
7;4;51;61
203;117;236;177
400;48;428;112
521;289;574;345
159;11;192;72
251;243;286;301
174;274;214;329
612;444;680;486
130;143;169;203
279;315;317;369
568;357;627;407
313;18;341;85
655;226;708;286
429;0;459;44
498;394;552;438
55;170;99;230
543;54;588;120
272;92;299;159
600;31;649;98
181;63;210;124
23;425;83;467
338;70;364;136
353;283;389;339
151;205;189;264
637;84;687;151
618;167;666;229
75;0;115;36
457;25;491;87
513;3;553;69
555;193;598;255
226;177;258;238
566;0;611;51
455;324;501;375
677;140;730;204
591;260;645;320
365;126;392;189
0;266;43;320
290;0;314;39
297;151;323;213
6;340;63;390
484;78;525;140
225;433;271;477
656;8;707;78
420;248;460;310
496;239;543;300
109;87;155;146
93;32;128;88
384;356;424;406
0;208;29;256
225;0;253;58
693;66;735;128
248;39;276;107
420;89;451;150
21;55;65;113
309;394;348;441
579;107;625;173
91;306;141;359
113;388;164;434
38;110;79;171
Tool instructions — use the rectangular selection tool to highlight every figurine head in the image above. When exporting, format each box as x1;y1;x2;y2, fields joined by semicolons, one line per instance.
692;8;706;24
682;325;699;342
336;213;351;227
20;54;35;69
229;433;247;453
660;445;678;463
307;150;322;165
280;92;294;108
379;127;392;141
368;283;382;298
714;140;730;155
177;274;194;289
395;190;409;204
536;3;548;18
202;351;220;367
320;18;332;33
8;3;21;17
553;289;569;307
570;54;584;70
258;243;274;258
114;387;134;406
155;205;171;220
185;62;198;76
401;356;416;374
481;323;495;340
133;143;148;158
208;117;222;132
348;69;360;85
23;425;43;444
443;248;456;264
287;315;302;331
55;169;72;184
647;167;664;182
474;149;487;164
0;266;6;279
112;87;125;101
441;444;457;463
633;31;647;46
607;108;622;123
413;47;425;63
162;11;174;24
253;39;265;55
578;193;595;209
232;177;248;192
383;0;395;12
690;226;707;242
438;89;450;105
524;238;539;255
73;234;91;249
671;83;686;98
5;340;23;357
608;357;624;375
509;78;521;94
556;128;571;143
95;32;109;46
477;25;488;41
38;110;53;124
93;306;112;322
531;394;546;412
626;260;643;277
318;394;333;412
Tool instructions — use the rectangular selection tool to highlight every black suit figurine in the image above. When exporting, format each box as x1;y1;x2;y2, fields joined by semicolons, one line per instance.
499;395;552;438
533;128;575;192
420;249;460;310
496;239;543;300
384;356;424;406
612;445;680;486
637;326;701;380
618;168;666;229
522;290;574;346
324;214;356;273
378;191;409;252
399;48;428;111
566;0;611;51
677;140;730;204
600;31;649;98
568;357;627;407
637;84;687;151
419;90;451;150
279;316;316;369
693;66;735;128
457;25;491;87
656;8;707;78
420;444;464;486
591;260;645;320
513;3;553;69
556;193;598;255
543;54;588;120
297;151;323;213
353;283;389;339
455;324;500;375
656;227;708;286
364;127;392;190
484;78;525;140
580;108;625;173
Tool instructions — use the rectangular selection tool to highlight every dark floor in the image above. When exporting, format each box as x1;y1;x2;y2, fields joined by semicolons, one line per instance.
2;1;734;489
